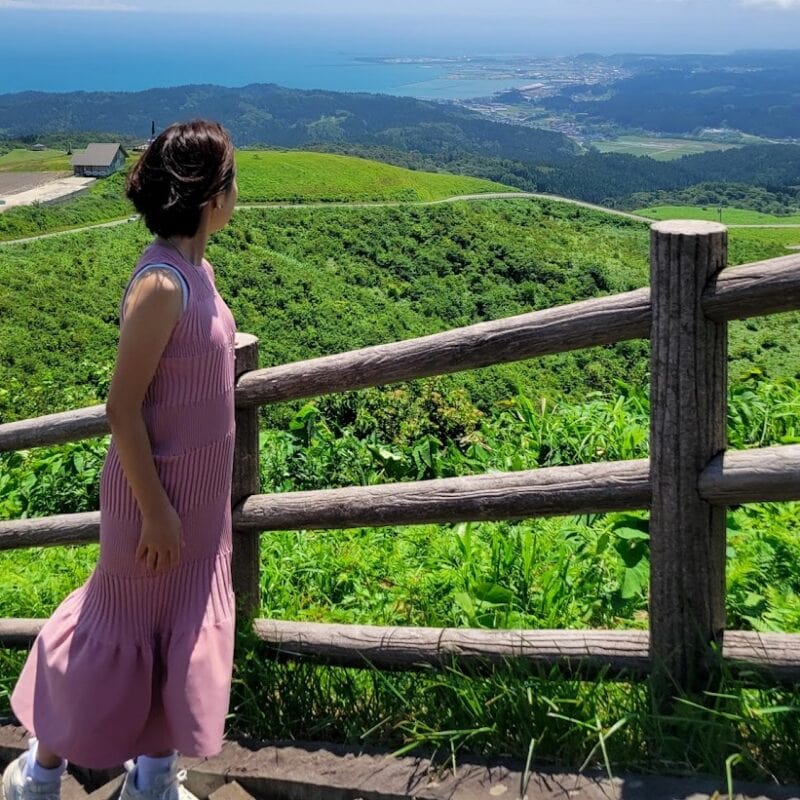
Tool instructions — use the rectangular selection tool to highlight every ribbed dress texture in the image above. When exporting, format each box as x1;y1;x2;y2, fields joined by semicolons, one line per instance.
11;242;238;769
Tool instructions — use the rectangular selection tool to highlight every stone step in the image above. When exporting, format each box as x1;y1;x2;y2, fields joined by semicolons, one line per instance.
208;780;257;800
4;724;800;800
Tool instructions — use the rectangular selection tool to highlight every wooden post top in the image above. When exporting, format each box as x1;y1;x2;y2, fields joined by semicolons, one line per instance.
651;220;727;236
235;332;259;350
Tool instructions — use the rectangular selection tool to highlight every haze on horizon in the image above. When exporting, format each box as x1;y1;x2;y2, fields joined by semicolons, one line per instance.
2;0;800;52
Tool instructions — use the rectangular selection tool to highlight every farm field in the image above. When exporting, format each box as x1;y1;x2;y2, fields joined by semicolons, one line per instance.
634;204;800;225
594;135;739;160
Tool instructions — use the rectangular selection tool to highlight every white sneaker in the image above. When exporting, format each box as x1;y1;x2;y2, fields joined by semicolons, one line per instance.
119;760;198;800
1;740;62;800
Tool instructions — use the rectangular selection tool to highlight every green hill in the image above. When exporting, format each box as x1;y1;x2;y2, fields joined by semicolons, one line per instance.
1;197;798;427
0;152;514;242
235;151;513;203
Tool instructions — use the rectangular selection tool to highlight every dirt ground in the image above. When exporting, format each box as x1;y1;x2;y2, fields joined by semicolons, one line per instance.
0;171;71;196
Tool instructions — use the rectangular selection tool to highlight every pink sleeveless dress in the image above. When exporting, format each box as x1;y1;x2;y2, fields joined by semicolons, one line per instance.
11;242;238;768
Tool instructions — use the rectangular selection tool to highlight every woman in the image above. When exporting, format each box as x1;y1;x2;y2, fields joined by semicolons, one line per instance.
4;119;240;800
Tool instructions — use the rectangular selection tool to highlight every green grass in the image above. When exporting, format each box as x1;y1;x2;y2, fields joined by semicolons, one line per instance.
234;150;514;203
0;148;72;172
635;205;800;225
594;136;739;161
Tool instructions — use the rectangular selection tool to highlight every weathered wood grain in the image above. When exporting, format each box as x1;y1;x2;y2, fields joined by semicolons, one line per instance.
0;404;108;453
649;220;728;694
704;252;800;322
233;459;651;532
700;445;800;504
253;620;651;676
231;334;261;621
0;511;99;551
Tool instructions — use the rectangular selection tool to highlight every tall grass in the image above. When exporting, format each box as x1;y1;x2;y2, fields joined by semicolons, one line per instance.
1;377;800;782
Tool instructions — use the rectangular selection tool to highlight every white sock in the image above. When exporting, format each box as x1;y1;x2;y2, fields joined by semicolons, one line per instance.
23;739;67;784
135;752;177;791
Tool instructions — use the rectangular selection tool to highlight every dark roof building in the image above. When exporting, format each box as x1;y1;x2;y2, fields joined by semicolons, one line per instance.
72;143;127;178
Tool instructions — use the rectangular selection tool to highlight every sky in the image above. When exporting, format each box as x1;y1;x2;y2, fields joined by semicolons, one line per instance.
2;0;800;52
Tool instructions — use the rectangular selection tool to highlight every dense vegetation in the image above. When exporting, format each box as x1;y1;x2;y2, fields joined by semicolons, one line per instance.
2;199;799;426
627;182;800;216
0;84;576;163
1;177;800;781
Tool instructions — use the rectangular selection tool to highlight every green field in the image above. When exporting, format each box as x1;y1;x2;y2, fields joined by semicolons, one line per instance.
234;151;514;202
594;136;739;161
0;148;72;172
634;204;800;225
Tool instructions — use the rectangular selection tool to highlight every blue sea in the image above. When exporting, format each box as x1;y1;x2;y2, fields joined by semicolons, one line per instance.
0;10;535;99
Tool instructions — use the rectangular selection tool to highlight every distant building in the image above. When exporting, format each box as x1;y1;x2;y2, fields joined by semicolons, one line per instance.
72;143;127;177
31;143;46;151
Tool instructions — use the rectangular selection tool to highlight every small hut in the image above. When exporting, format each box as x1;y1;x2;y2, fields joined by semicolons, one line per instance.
72;144;127;177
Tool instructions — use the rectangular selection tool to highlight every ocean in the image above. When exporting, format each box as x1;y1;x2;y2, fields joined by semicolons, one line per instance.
0;10;533;99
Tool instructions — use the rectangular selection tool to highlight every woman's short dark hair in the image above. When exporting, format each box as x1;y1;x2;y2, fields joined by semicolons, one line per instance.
126;119;235;238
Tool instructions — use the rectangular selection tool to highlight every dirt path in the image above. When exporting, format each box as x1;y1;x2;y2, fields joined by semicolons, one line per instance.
0;193;653;245
3;192;800;247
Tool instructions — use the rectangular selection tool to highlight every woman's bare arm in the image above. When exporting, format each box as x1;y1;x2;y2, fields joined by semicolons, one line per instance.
105;268;184;570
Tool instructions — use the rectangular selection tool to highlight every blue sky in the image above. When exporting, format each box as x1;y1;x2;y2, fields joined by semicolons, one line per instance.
2;0;800;52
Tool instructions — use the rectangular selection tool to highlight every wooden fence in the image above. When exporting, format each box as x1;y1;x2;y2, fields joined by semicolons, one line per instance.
2;220;800;698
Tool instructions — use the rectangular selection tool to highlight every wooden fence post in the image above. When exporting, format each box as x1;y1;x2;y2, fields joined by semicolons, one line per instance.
649;220;728;698
232;332;261;623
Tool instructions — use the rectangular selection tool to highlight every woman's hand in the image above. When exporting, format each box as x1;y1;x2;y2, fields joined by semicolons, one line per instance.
136;503;184;573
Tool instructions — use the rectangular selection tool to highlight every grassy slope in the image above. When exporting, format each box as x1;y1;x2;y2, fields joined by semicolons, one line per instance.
0;148;72;172
235;151;514;202
635;204;800;225
0;151;514;241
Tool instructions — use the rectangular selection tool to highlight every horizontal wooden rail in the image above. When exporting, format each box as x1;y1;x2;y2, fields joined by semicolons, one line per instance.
234;289;651;408
0;511;99;550
233;459;650;532
2;445;799;551
253;621;651;677
3;616;799;683
700;444;800;504
702;252;800;322
1;252;798;452
0;404;108;453
251;621;800;683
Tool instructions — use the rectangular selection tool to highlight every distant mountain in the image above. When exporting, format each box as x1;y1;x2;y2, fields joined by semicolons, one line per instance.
0;83;577;164
3;81;799;207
